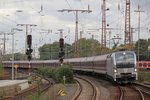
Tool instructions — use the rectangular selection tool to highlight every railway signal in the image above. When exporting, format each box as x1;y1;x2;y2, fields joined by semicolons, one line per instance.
59;51;65;58
59;38;65;65
26;48;33;61
26;34;33;77
59;38;64;49
27;35;32;48
59;58;63;64
26;35;33;61
59;51;65;64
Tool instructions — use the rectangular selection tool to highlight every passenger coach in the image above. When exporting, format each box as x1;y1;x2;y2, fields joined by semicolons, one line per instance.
3;51;138;83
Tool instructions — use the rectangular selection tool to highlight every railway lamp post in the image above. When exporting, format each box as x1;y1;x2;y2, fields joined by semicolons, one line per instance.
11;28;23;80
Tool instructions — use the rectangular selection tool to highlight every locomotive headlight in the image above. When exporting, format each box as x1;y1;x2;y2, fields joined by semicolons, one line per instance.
114;69;117;73
134;68;137;72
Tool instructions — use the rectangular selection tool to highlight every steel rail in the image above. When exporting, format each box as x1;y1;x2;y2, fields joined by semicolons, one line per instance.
74;76;97;100
131;85;145;100
132;83;150;98
2;73;52;100
118;85;124;100
72;79;83;100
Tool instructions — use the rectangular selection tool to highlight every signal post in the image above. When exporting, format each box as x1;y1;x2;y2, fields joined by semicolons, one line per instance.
58;29;65;65
26;35;33;77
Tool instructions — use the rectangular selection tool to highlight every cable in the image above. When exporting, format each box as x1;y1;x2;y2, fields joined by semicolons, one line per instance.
80;0;85;10
64;0;76;16
65;0;73;9
0;0;36;4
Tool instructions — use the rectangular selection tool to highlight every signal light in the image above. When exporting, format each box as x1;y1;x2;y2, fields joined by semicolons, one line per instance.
28;55;32;61
59;51;65;58
59;38;64;48
59;58;63;63
27;35;32;48
26;48;33;55
26;48;33;61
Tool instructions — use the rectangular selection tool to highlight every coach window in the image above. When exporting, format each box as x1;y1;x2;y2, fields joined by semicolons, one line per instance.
83;62;86;66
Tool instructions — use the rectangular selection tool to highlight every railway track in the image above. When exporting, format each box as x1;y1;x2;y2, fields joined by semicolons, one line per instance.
117;85;124;100
72;76;97;100
2;73;52;100
116;82;150;100
132;82;150;100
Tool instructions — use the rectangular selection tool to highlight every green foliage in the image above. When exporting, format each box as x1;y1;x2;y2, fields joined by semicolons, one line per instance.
2;53;26;60
36;65;74;83
38;38;106;59
100;47;111;55
14;53;26;60
138;71;150;82
64;43;72;58
71;38;101;57
26;92;40;100
39;42;68;60
111;39;150;61
134;39;149;60
112;44;134;51
36;67;55;78
54;65;74;83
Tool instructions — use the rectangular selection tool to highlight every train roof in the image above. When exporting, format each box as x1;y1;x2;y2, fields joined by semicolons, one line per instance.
65;57;85;62
2;60;58;64
94;54;109;61
85;56;94;61
113;50;135;54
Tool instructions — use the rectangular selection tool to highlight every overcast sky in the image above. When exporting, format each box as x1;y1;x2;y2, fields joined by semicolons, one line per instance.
0;0;149;56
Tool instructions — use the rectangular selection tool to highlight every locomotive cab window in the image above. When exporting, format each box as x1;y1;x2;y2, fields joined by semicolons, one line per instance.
115;52;135;68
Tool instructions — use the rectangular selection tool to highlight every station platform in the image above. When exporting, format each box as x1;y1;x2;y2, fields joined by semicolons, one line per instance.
0;80;29;98
0;80;28;87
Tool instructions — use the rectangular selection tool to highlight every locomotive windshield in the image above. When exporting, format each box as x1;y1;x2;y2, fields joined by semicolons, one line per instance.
115;52;135;68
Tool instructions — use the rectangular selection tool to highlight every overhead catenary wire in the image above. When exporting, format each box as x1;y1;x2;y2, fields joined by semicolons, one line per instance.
0;0;36;5
0;0;149;48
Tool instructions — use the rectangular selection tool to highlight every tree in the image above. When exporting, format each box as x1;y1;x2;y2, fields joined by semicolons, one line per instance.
54;64;74;83
39;42;72;60
71;38;101;57
64;43;72;58
39;42;59;60
134;39;149;60
2;53;26;60
100;47;111;55
112;44;134;52
14;53;26;60
39;38;112;59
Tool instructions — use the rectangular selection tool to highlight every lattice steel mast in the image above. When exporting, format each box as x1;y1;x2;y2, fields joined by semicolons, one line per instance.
58;8;92;57
124;0;131;44
101;0;107;47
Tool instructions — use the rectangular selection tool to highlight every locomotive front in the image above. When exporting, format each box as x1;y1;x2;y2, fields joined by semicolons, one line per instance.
113;51;137;83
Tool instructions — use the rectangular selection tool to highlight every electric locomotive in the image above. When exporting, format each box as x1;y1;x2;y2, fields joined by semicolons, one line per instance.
106;51;137;83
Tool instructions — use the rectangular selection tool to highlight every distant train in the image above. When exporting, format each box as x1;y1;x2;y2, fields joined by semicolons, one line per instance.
3;51;138;83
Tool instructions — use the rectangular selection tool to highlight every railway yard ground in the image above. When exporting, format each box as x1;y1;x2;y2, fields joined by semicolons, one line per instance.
31;73;150;100
39;83;77;100
0;69;150;100
138;69;150;83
